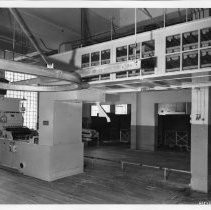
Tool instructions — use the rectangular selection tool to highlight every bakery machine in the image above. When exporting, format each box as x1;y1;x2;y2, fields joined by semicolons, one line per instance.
0;99;38;142
0;90;38;169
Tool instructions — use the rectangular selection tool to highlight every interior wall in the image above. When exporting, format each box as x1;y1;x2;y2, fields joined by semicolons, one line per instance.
82;89;191;151
136;89;191;151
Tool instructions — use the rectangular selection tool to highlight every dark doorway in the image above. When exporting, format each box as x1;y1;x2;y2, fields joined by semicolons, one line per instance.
157;114;191;152
91;104;131;146
83;104;131;147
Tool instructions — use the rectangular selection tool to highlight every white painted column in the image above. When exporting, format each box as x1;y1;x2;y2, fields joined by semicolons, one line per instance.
130;93;137;149
190;87;211;193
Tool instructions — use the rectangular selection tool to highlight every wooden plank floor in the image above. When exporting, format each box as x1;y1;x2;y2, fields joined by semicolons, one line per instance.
0;145;210;204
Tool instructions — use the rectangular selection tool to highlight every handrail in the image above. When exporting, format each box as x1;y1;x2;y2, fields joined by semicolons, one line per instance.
84;155;191;181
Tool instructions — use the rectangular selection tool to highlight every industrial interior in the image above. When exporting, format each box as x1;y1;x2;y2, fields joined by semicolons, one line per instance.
0;5;211;204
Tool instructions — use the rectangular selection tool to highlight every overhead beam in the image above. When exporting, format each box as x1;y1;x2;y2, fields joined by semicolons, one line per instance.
118;84;141;91
142;79;170;87
105;81;211;94
11;77;62;86
0;58;81;84
0;82;86;92
14;51;40;62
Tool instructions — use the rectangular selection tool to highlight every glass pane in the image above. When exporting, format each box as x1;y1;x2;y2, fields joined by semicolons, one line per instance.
115;104;127;115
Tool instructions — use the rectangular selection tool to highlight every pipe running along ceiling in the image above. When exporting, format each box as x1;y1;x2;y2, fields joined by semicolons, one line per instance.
0;8;86;92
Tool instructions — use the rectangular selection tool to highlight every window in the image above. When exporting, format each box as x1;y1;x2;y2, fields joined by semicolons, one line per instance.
91;105;99;117
5;72;38;129
115;104;127;115
91;105;110;117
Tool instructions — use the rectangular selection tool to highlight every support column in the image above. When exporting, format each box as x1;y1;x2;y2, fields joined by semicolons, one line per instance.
136;93;156;151
190;87;211;193
130;94;137;150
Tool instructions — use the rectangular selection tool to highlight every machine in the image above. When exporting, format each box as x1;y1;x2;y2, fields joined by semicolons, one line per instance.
0;95;38;169
0;99;38;143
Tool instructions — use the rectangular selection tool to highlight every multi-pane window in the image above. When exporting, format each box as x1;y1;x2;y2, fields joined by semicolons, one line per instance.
91;105;110;117
5;72;38;129
115;104;127;115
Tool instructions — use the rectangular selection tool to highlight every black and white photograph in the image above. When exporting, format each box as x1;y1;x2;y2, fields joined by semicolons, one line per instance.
0;0;210;207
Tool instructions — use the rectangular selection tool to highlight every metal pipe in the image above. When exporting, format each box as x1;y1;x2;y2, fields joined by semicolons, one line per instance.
9;8;50;66
84;155;120;164
134;8;137;38
164;168;167;181
121;161;190;175
167;168;191;174
110;17;113;41
185;9;188;22
85;156;191;182
163;8;166;27
96;102;111;123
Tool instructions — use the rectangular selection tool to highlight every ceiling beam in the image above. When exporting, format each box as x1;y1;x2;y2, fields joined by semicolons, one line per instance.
0;58;81;84
117;84;141;90
14;51;40;62
11;77;63;86
0;82;83;92
142;79;170;87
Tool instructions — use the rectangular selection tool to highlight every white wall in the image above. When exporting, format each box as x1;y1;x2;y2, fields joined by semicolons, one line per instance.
137;89;191;126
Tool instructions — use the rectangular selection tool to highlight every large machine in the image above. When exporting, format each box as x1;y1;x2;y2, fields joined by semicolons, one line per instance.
0;92;38;169
0;110;38;143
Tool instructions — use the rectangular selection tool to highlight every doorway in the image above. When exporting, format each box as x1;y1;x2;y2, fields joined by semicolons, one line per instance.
82;103;131;148
157;114;191;152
